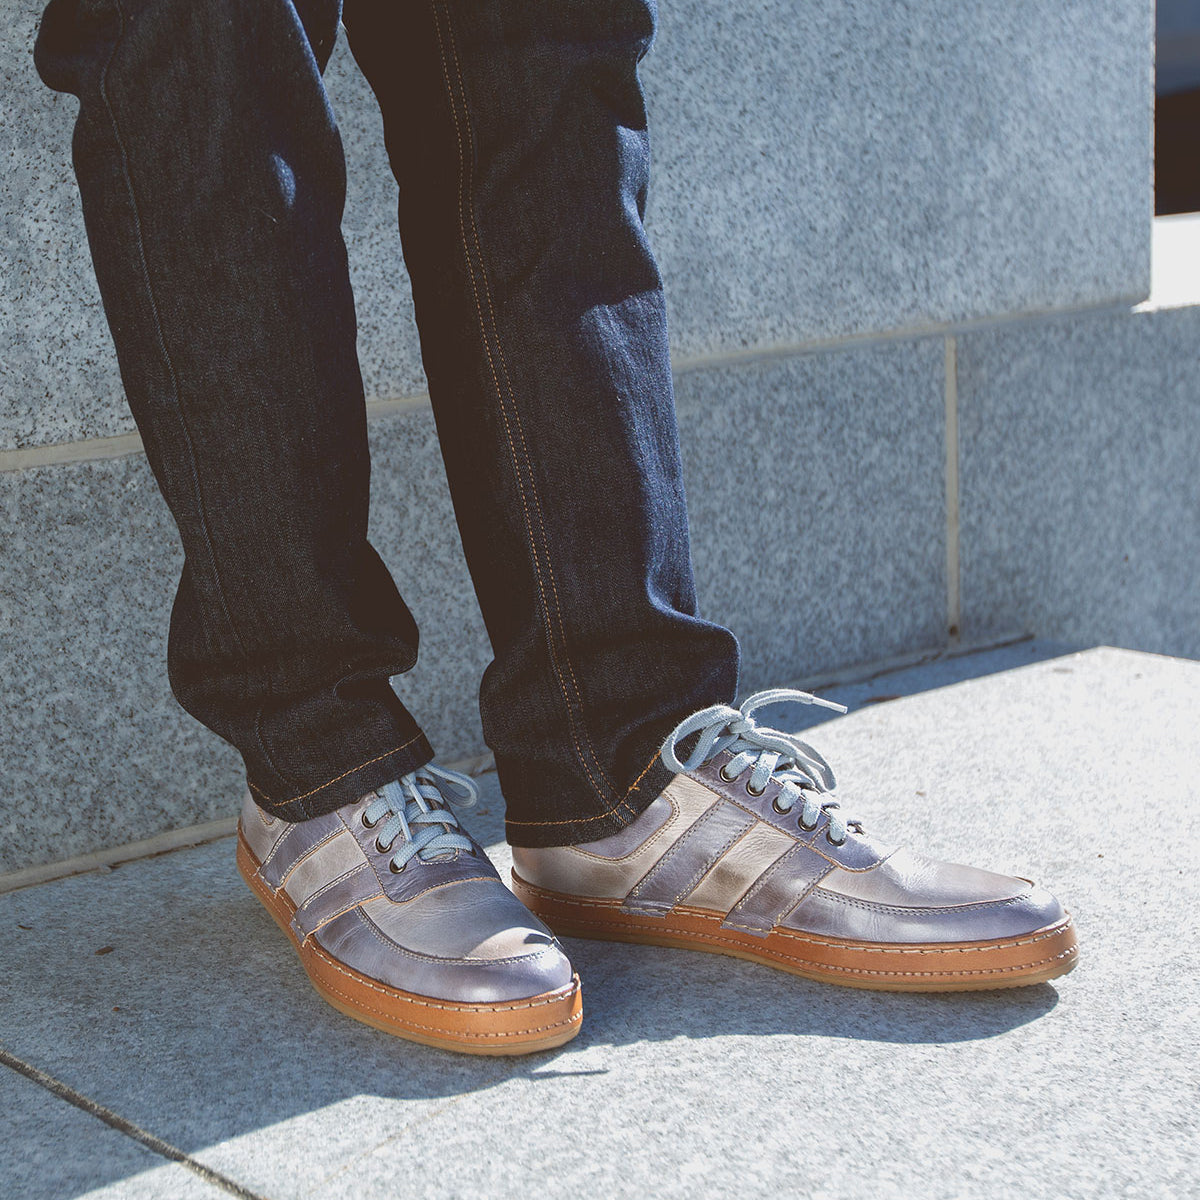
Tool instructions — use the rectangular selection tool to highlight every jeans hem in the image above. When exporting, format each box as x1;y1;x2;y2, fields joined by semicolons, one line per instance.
502;756;676;849
248;732;436;821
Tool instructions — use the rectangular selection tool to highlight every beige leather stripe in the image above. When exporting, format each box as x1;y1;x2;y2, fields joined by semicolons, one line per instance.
510;774;719;899
722;843;834;937
259;811;344;888
684;822;796;914
282;829;368;906
622;801;756;916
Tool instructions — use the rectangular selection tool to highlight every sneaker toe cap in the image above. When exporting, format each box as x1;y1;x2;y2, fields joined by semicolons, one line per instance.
315;880;576;1004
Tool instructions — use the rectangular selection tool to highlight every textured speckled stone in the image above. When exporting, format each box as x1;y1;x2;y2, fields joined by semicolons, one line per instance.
645;0;1152;359
0;453;242;874
676;338;948;692
363;408;492;762
324;39;427;405
2;21;423;451
0;408;492;873
0;646;1196;1199
957;305;1200;658
5;0;1150;449
2;337;957;873
2;1;123;448
0;1068;228;1200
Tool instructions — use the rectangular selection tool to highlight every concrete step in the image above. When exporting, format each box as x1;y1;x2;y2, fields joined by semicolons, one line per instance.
0;0;1181;879
5;278;1200;877
2;642;1196;1199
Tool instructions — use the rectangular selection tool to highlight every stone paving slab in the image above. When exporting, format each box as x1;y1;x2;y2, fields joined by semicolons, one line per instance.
0;1068;225;1200
1;642;1197;1199
956;304;1200;661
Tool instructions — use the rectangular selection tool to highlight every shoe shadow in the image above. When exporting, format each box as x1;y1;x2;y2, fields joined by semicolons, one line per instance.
0;836;1062;1200
555;937;1059;1050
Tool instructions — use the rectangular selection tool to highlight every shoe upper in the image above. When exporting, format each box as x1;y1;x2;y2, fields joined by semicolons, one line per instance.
513;691;1067;946
240;769;574;1004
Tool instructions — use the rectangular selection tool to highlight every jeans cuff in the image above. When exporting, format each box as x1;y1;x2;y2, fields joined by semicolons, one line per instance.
248;733;436;822
502;754;676;849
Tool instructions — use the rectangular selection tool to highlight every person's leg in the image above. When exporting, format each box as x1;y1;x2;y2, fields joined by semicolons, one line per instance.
341;0;740;848
33;0;583;1052
34;0;432;820
334;3;1076;993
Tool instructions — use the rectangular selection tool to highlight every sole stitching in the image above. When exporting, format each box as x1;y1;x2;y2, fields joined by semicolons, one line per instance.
537;913;1078;978
241;834;583;1028
315;970;582;1038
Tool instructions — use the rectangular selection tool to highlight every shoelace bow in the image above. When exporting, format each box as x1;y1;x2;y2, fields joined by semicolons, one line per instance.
661;687;863;845
361;763;480;871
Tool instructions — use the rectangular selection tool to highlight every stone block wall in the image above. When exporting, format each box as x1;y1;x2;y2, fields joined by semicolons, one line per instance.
1;1;1167;872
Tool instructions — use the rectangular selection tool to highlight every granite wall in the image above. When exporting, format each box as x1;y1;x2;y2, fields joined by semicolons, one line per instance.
1;1;1166;872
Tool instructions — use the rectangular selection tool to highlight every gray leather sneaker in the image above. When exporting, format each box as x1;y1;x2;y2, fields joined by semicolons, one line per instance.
512;690;1078;992
237;764;582;1054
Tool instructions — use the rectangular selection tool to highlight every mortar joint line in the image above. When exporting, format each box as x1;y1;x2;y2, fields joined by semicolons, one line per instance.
0;295;1143;474
0;1044;271;1200
944;334;961;641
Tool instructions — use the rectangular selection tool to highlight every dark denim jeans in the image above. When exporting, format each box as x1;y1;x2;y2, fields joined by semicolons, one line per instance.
33;0;740;845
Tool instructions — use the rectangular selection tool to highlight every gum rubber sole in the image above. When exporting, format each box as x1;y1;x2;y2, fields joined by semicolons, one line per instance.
512;871;1079;993
237;833;583;1055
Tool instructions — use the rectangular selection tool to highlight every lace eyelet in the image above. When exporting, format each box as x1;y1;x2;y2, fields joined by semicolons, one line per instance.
388;860;404;874
825;830;846;847
718;764;738;783
374;836;391;854
798;815;819;832
771;796;792;815
361;812;378;829
746;781;765;797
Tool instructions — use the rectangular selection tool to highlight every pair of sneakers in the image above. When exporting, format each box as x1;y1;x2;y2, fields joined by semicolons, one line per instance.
237;689;1078;1054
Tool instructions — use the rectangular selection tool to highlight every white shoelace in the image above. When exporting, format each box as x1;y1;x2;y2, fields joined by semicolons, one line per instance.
661;688;862;845
361;764;479;871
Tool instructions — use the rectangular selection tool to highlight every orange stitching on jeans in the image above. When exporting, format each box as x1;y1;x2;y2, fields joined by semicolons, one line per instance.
248;732;425;808
105;0;294;787
436;16;619;796
430;3;612;799
504;738;666;827
430;1;614;803
441;21;614;796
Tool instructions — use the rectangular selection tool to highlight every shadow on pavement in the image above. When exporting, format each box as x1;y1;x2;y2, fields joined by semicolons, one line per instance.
0;640;1092;1196
0;864;1062;1187
558;935;1059;1051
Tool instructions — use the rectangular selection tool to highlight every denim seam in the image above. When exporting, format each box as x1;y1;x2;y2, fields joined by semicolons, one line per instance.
247;731;425;809
432;1;615;800
102;0;286;786
431;1;625;810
